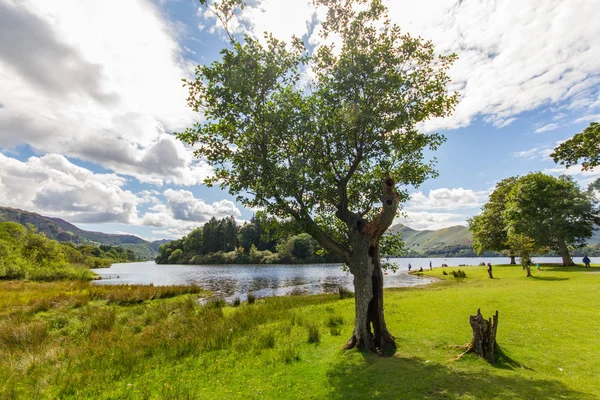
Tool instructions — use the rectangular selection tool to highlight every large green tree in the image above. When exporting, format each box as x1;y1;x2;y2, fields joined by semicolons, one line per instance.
180;0;457;352
468;177;518;264
504;173;599;266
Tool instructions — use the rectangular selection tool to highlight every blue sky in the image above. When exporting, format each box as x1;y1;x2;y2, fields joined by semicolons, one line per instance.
0;0;599;240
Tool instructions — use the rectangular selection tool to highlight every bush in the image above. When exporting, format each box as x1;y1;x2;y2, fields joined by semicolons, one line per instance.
451;270;467;278
207;298;226;308
247;293;256;305
307;324;320;344
280;344;300;363
232;297;241;307
338;286;354;299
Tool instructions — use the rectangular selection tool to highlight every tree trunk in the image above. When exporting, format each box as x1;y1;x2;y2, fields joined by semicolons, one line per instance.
557;240;574;266
468;309;499;363
509;253;516;265
344;243;396;354
340;178;399;354
524;265;531;277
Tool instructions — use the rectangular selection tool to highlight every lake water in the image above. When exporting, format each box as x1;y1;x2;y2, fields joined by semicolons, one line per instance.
92;256;598;301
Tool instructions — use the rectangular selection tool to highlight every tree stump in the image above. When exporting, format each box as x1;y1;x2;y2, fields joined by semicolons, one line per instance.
462;309;499;363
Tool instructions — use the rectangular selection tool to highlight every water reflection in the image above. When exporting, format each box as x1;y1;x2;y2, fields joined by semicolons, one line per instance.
93;256;598;302
92;260;442;301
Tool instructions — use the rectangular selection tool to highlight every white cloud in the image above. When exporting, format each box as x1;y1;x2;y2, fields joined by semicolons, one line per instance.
0;153;142;223
535;123;559;133
0;152;240;236
512;146;554;160
206;0;600;132
407;188;488;211
0;0;206;185
396;210;469;231
140;189;242;236
574;114;600;124
543;165;600;188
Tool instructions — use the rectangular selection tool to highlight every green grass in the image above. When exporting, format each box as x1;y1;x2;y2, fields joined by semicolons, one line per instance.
1;264;600;399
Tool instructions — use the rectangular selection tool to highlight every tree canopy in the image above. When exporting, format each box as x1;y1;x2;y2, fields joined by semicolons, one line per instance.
504;173;598;265
551;122;600;171
468;177;517;263
179;0;457;352
470;172;599;269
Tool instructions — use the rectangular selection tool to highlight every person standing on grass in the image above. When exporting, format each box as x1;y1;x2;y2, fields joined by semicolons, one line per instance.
487;262;493;279
429;261;432;271
582;255;591;268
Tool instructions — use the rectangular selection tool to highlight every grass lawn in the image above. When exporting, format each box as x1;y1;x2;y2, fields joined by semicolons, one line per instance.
1;263;599;399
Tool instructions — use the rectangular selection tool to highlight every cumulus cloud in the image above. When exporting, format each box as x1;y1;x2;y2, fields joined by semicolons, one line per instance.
140;189;242;236
0;0;205;184
396;210;469;231
0;152;241;236
204;0;600;132
406;188;488;211
0;153;141;223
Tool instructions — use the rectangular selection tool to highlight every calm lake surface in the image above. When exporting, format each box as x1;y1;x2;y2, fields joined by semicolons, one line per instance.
92;256;598;301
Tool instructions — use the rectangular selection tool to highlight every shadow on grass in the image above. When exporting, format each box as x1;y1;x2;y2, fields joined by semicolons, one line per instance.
326;351;593;400
493;344;532;371
530;276;569;281
538;264;594;273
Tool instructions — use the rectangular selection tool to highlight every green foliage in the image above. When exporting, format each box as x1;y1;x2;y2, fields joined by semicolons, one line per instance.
468;177;517;255
470;173;599;264
156;216;340;265
307;323;320;344
450;270;467;278
0;222;107;281
551;122;600;171
338;286;354;299
178;0;457;268
504;173;599;263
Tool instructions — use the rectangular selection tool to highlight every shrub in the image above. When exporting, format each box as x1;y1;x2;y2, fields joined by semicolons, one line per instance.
307;324;320;344
260;331;276;349
280;344;300;363
232;297;241;307
327;315;343;327
338;286;354;299
443;271;448;275
247;293;256;305
207;298;226;308
451;270;467;278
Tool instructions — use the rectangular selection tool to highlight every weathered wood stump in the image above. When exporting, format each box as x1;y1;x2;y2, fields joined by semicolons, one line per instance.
457;309;499;363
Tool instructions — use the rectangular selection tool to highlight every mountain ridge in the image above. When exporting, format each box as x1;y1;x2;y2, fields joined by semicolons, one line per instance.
0;206;162;259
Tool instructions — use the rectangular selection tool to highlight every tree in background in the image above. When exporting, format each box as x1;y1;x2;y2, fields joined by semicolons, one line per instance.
504;173;599;266
468;177;518;264
505;233;544;277
179;0;457;352
551;122;600;172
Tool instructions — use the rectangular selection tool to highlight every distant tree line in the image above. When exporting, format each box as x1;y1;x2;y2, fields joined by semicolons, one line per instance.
156;216;341;265
0;222;136;281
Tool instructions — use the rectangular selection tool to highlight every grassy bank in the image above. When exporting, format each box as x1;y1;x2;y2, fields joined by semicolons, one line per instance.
1;264;599;399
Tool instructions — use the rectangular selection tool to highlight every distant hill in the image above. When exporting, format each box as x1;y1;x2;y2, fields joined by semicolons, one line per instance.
0;206;163;259
388;222;600;257
388;223;474;256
